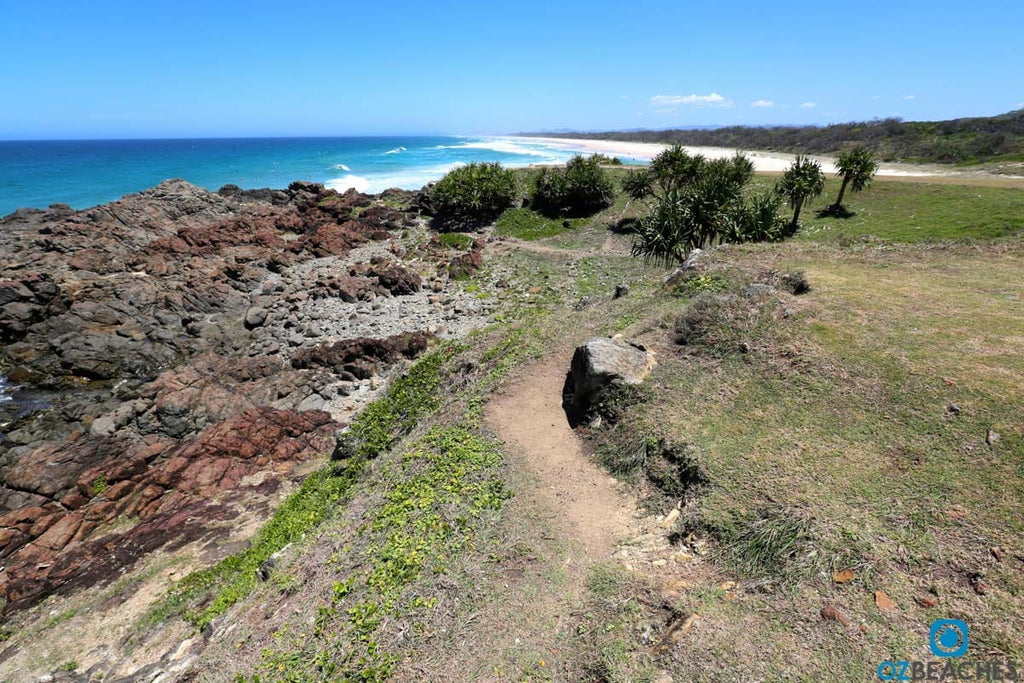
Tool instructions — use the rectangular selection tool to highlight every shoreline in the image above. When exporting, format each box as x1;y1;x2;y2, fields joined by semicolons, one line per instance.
512;135;1024;186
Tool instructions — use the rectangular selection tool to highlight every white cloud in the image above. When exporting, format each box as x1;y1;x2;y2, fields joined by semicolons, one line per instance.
902;94;916;100
872;95;880;100
619;95;630;101
650;93;732;109
751;99;775;108
800;102;816;109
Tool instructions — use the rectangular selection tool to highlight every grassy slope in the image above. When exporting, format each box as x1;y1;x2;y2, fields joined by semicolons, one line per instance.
474;174;1023;679
628;241;1024;678
32;172;1016;680
214;175;1021;680
779;176;1024;243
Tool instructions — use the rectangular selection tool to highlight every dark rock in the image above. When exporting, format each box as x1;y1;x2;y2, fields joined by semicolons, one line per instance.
448;242;484;280
291;332;431;374
373;265;422;296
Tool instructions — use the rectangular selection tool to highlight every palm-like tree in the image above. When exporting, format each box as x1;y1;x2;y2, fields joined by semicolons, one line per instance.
777;155;825;231
830;145;878;211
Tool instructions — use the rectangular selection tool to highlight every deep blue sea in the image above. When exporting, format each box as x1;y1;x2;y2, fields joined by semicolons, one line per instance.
0;136;625;216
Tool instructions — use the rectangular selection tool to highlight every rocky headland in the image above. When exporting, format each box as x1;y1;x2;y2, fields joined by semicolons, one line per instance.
0;179;495;623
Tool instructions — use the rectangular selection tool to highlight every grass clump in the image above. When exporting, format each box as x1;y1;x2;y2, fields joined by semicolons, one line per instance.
90;474;108;497
494;207;585;240
430;162;518;228
712;506;819;584
673;291;780;354
436;231;474;250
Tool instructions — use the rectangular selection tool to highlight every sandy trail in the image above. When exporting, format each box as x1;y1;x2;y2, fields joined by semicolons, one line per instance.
485;348;638;558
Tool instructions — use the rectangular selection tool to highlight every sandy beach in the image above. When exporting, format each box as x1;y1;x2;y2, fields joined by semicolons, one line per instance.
514;136;1024;186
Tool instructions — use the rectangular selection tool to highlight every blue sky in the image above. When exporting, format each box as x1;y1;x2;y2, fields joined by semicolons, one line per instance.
1;0;1021;139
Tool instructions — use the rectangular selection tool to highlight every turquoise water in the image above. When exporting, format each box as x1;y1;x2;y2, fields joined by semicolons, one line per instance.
0;136;619;216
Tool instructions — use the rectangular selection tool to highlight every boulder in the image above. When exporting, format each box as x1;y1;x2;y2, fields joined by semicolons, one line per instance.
244;306;268;329
565;337;656;420
663;248;706;286
741;283;776;298
373;265;421;296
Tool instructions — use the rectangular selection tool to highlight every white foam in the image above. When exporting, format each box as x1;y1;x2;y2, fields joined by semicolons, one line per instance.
436;138;560;159
327;162;466;194
0;376;13;404
383;146;407;155
332;163;351;171
326;174;372;193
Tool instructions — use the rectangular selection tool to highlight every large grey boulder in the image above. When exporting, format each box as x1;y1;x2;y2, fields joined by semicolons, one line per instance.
564;336;656;421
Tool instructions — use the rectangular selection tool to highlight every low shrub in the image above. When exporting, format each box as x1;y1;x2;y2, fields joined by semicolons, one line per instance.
531;155;615;217
589;153;623;166
729;190;788;243
780;271;811;295
430;162;518;227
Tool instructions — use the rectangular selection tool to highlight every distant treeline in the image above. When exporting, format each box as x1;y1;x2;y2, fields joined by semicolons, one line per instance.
527;110;1024;164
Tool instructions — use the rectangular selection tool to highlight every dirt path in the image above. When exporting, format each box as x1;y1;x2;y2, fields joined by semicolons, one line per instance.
485;348;639;558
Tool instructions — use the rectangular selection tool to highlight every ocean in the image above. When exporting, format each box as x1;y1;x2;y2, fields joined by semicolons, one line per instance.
0;135;626;216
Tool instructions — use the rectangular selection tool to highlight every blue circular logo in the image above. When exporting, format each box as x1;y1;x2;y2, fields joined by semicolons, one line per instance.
929;619;969;658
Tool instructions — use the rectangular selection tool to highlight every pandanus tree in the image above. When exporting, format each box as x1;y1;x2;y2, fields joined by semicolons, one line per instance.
776;155;825;232
626;147;759;264
622;144;707;202
830;145;878;211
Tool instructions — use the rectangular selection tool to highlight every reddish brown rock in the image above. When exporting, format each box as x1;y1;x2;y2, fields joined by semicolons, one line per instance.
447;239;485;279
372;265;422;295
290;331;431;375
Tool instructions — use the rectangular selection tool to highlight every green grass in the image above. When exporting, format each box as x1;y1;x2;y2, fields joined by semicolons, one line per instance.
146;459;366;631
244;426;511;681
752;176;1024;243
609;243;1024;677
338;344;465;460
494;207;587;240
437;232;474;250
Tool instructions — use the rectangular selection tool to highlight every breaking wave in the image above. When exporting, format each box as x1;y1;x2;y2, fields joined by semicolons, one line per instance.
327;162;466;194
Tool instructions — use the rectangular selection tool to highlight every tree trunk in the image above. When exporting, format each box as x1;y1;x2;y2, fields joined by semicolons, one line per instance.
832;175;850;209
791;196;804;229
